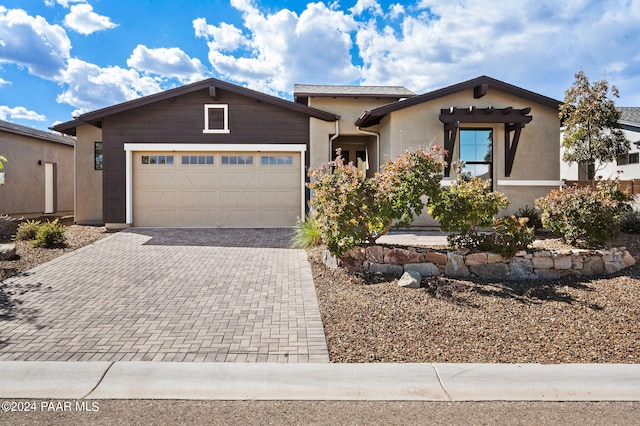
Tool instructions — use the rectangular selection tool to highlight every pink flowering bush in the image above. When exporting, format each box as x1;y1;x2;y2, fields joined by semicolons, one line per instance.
308;146;446;256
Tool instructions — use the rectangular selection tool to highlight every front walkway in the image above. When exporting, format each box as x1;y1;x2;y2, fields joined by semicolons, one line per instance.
0;228;328;362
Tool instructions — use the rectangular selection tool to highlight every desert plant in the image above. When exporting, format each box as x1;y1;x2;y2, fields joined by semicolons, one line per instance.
16;219;41;241
0;214;19;238
292;216;323;248
619;209;640;234
535;180;631;248
308;146;446;256
32;219;66;248
515;205;543;230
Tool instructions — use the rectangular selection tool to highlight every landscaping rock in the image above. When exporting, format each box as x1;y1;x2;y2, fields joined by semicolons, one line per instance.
445;253;470;278
397;270;421;288
344;246;366;261
404;262;440;277
582;256;605;276
553;255;573;270
465;252;487;266
384;248;423;265
470;263;508;280
366;245;385;263
508;257;536;280
532;255;554;269
486;252;504;264
322;250;339;269
423;251;448;265
534;268;561;280
0;243;16;261
369;263;404;276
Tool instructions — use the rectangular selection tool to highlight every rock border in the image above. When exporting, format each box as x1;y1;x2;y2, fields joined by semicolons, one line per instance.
324;245;636;281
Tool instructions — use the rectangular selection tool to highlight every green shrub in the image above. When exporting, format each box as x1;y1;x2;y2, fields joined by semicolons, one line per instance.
515;205;543;230
32;219;66;248
16;220;41;241
429;175;509;236
620;209;640;233
292;216;322;248
535;180;631;248
490;215;535;257
308;146;446;256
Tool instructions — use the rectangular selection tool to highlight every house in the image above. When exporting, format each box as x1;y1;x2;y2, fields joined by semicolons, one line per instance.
561;107;640;181
52;79;338;228
0;119;75;216
300;75;562;225
53;76;562;229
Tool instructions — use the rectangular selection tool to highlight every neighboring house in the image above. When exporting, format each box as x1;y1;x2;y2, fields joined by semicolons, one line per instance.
53;75;562;229
0;119;75;216
561;107;640;181
300;75;562;225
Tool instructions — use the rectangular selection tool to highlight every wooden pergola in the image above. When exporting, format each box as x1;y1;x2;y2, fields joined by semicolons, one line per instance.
439;106;532;177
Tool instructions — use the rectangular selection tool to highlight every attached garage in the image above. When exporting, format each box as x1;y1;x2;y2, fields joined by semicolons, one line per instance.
127;144;305;227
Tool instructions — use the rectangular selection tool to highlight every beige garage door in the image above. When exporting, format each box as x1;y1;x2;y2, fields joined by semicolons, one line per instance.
133;151;301;227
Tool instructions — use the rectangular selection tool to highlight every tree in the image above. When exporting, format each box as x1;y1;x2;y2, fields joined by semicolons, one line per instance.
560;70;630;180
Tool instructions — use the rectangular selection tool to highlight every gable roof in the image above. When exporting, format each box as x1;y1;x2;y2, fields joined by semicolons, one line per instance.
294;84;415;101
53;78;340;136
355;75;562;127
0;119;75;146
619;107;640;128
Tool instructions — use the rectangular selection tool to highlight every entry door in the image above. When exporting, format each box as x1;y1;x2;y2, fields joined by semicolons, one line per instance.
45;162;56;214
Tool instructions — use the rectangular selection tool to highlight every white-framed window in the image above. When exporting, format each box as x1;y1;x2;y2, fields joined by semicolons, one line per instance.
261;155;293;165
182;155;214;165
221;155;253;165
203;104;230;134
141;155;174;165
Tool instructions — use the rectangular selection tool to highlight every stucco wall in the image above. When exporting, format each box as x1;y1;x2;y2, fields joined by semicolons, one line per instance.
75;124;103;224
0;132;74;216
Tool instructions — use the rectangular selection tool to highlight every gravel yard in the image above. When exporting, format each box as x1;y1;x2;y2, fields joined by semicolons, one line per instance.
309;233;640;364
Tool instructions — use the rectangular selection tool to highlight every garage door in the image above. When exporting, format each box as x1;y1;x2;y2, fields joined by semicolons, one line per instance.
133;151;301;227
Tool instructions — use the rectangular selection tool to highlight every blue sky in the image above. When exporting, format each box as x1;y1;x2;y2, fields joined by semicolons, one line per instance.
1;0;639;131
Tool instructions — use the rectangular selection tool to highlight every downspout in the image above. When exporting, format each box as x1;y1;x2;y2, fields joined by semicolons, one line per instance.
329;120;340;160
356;126;380;173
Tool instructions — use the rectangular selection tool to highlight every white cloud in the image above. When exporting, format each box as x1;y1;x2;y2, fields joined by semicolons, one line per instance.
0;105;46;121
350;0;383;17
63;3;117;35
0;7;71;79
0;77;10;86
194;0;360;94
45;0;86;8
56;58;163;116
127;45;208;83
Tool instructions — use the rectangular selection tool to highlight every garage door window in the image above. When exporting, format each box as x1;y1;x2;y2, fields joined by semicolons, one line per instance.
142;155;174;165
182;155;214;165
261;155;293;165
222;155;253;165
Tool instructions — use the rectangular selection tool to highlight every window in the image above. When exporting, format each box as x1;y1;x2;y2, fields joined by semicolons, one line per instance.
94;142;103;170
261;155;293;165
617;152;639;165
182;155;214;165
459;129;492;180
141;155;174;165
222;155;253;165
203;104;230;133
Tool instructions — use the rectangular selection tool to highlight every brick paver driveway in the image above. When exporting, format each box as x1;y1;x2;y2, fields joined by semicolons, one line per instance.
0;228;329;362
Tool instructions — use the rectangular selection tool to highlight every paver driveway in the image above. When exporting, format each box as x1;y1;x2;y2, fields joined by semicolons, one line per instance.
0;228;329;362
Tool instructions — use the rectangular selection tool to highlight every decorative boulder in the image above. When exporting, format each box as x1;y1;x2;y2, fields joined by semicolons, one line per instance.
0;243;16;261
397;270;421;288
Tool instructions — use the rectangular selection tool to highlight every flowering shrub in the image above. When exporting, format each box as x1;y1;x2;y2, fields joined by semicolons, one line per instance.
535;180;631;248
308;146;446;256
490;215;535;257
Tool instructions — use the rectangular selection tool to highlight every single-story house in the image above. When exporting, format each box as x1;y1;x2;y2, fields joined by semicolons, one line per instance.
0;119;75;216
53;75;562;229
561;107;640;181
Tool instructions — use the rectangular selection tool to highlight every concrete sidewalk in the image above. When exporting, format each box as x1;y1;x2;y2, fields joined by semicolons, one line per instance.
1;362;639;401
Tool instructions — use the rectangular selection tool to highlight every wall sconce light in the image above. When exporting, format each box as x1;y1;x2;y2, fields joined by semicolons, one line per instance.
38;160;42;165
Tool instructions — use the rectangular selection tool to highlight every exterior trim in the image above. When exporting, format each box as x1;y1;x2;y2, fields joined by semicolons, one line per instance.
496;180;563;186
203;104;230;134
123;143;307;225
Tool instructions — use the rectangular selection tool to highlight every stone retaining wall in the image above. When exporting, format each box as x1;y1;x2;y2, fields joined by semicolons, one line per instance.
330;245;636;280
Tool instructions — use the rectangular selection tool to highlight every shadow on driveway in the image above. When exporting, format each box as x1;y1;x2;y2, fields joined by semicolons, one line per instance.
124;228;295;249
